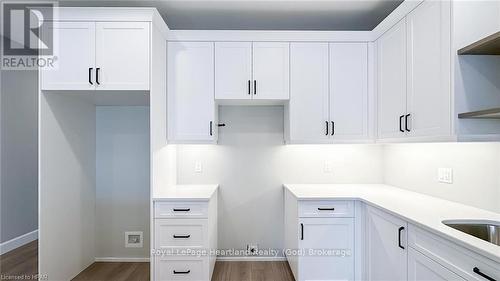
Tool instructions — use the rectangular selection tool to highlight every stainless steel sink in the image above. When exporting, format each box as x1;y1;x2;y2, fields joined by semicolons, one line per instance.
443;220;500;246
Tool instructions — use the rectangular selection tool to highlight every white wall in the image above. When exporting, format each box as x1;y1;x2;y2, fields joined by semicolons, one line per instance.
176;106;383;255
96;106;150;259
0;70;38;245
39;93;95;280
383;143;500;213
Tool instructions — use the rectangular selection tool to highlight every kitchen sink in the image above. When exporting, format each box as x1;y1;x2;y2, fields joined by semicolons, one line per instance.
443;220;500;246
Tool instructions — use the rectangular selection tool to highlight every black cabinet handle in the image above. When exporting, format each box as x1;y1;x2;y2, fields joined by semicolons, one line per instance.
210;121;213;136
300;223;304;240
398;226;405;249
173;234;191;239
88;68;93;85
331;121;335;136
325;121;329;135
473;267;496;281
248;80;251;95
254;80;257;95
405;114;411;132
318;207;335;211
96;67;100;85
173;208;190;212
399;115;404;132
173;270;191;275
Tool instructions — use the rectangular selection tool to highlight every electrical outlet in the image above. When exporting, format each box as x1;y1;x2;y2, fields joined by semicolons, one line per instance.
247;244;258;256
438;168;453;184
323;161;333;173
195;161;203;173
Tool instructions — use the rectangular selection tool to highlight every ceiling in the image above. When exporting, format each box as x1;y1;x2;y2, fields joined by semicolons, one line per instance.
60;0;404;31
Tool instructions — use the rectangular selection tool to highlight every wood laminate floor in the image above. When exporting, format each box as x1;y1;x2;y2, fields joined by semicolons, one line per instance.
1;243;295;281
73;261;294;281
0;240;38;279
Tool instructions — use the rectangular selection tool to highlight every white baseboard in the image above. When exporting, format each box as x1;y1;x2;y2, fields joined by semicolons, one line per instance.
216;256;287;262
0;230;38;255
95;257;150;262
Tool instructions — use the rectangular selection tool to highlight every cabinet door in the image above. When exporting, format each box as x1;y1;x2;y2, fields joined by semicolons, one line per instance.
167;42;215;142
299;218;355;281
252;42;289;100
408;248;465;281
288;43;330;143
215;42;252;100
377;20;407;139
406;0;451;137
330;43;369;141
366;206;407;281
40;22;95;90
95;22;150;90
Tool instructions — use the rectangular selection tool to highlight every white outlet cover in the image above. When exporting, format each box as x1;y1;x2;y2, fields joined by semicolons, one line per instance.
195;161;203;173
438;168;453;184
324;161;333;173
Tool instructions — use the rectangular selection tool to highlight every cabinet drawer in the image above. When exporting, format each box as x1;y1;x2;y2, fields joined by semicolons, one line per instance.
155;219;207;249
408;224;500;281
155;201;208;218
155;257;207;281
298;200;354;218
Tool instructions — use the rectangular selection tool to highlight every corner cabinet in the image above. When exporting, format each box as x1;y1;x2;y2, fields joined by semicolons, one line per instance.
286;42;371;143
215;42;290;100
167;42;217;143
377;0;452;142
41;22;150;91
365;205;408;281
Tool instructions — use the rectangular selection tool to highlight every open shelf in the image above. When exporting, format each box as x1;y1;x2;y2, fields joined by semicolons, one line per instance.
457;31;500;55
458;107;500;119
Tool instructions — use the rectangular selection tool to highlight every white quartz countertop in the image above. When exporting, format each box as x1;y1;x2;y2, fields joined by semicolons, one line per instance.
284;184;500;264
153;184;218;201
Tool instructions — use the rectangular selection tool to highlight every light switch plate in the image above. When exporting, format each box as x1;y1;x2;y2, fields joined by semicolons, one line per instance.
438;168;453;184
324;161;333;173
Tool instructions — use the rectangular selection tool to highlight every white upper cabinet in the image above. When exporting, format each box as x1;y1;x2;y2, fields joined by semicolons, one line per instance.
95;22;150;91
377;0;452;142
366;206;407;281
406;0;451;138
41;21;150;91
215;42;253;99
167;42;216;143
330;43;369;141
288;43;330;142
252;42;290;100
41;22;96;90
377;19;408;140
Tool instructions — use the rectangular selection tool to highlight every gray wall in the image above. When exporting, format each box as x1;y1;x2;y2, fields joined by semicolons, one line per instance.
384;143;500;213
176;106;384;255
0;70;38;244
96;106;150;258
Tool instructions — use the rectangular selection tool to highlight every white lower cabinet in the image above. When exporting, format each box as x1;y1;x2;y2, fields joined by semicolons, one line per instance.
299;218;355;281
365;206;408;281
284;191;355;281
153;195;217;281
408;247;465;281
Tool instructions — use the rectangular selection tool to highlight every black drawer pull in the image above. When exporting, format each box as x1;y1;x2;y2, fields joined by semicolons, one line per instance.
173;234;191;239
173;270;191;275
399;115;404;132
473;267;496;281
398;226;405;249
318;208;335;211
300;223;304;240
405;114;411;132
173;208;190;212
